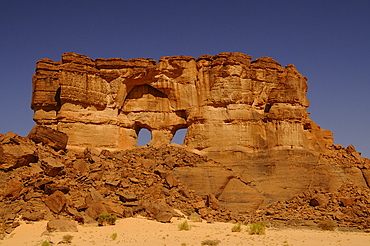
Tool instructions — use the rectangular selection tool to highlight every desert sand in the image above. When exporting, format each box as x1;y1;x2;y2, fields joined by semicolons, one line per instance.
1;216;369;246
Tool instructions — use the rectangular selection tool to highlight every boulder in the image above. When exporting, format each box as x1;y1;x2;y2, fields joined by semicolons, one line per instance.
28;125;68;150
0;132;37;170
309;194;328;207
85;202;107;220
73;159;89;173
41;157;64;176
46;219;78;232
44;190;67;213
165;173;179;188
117;190;137;202
339;197;356;207
22;210;46;221
2;179;23;198
155;211;173;223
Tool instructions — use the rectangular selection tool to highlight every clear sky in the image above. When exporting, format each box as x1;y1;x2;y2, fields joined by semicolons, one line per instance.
0;0;369;157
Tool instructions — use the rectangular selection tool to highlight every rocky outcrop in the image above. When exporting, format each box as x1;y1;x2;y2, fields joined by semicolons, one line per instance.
31;52;320;152
0;135;369;236
29;52;369;214
28;125;68;150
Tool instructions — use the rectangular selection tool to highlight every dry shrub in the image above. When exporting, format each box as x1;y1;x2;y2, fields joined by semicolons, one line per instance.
318;220;337;231
247;222;266;235
98;212;117;226
178;220;191;231
201;239;221;245
231;221;243;232
62;234;73;243
110;232;118;240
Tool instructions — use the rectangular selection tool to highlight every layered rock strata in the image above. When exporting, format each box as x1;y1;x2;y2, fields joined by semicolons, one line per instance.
31;52;369;211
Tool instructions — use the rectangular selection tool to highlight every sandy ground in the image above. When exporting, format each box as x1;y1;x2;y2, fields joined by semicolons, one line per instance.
1;216;370;246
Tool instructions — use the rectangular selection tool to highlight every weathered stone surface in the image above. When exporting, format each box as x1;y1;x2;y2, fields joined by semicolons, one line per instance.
30;52;317;152
339;197;356;207
44;190;67;213
155;211;173;223
206;193;220;210
28;125;68;150
41;157;64;176
29;53;369;207
217;178;267;212
85;202;107;220
46;219;78;232
2;179;23;198
309;194;328;207
0;132;37;170
21;211;46;221
0;143;369;235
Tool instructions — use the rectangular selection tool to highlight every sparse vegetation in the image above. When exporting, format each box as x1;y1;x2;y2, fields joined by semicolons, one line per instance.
110;232;118;240
201;239;221;245
62;234;74;244
231;221;243;232
318;220;337;231
41;241;51;246
247;222;266;235
97;212;117;226
178;220;191;231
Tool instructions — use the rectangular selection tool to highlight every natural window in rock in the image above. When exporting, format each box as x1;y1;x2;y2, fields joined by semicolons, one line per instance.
170;128;188;145
137;128;151;147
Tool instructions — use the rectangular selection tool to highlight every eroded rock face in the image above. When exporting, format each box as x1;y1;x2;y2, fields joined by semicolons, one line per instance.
30;52;369;212
31;52;322;152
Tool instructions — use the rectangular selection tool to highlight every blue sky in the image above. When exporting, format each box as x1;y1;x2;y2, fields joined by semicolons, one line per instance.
0;0;369;157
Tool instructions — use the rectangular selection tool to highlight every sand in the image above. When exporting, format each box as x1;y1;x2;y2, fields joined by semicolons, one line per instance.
1;216;369;246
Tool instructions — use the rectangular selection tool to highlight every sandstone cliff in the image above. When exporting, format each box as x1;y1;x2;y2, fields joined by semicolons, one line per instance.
31;52;369;212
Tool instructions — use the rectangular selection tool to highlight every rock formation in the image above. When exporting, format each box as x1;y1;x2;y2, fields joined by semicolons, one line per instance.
31;52;318;152
30;52;369;212
0;132;369;236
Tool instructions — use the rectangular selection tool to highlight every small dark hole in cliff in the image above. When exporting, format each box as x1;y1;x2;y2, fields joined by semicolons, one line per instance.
171;128;187;145
264;104;272;113
54;87;61;111
137;128;151;146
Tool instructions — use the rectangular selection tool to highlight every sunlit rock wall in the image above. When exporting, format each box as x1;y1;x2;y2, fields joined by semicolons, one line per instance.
31;52;369;211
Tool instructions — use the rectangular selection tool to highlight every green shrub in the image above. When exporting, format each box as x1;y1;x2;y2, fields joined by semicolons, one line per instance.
178;220;191;231
62;234;74;243
98;212;117;226
231;221;243;232
201;239;221;245
110;232;118;240
318;220;337;231
41;241;50;246
247;222;266;235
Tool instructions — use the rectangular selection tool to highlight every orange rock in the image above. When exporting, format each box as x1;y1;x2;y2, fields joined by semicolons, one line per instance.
28;52;370;213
